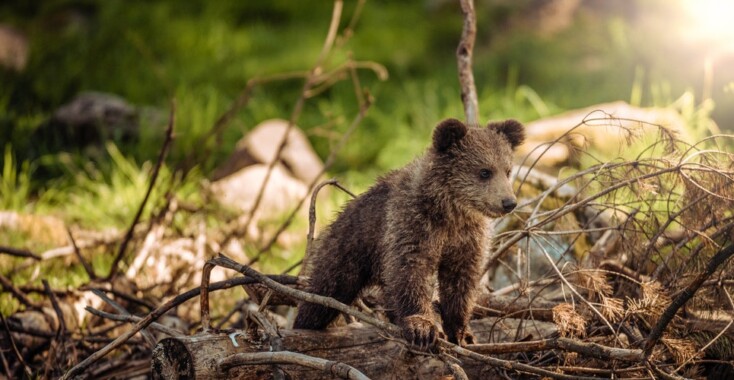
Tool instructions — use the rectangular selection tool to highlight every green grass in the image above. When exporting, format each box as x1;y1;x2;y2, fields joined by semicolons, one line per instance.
1;145;33;211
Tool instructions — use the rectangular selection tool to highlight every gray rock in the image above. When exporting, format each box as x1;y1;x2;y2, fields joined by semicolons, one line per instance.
213;119;324;185
211;163;308;220
52;92;138;139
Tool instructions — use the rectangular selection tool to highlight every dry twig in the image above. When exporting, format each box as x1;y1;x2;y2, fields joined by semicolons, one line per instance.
105;101;176;280
0;313;32;378
0;246;40;260
218;351;371;380
61;275;296;379
644;243;734;357
233;0;345;241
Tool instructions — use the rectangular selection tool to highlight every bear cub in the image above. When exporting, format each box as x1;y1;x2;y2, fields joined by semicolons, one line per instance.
294;118;525;347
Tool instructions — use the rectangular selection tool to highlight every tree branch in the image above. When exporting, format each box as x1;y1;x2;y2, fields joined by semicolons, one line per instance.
643;243;734;356
457;0;479;124
105;101;176;280
218;352;371;380
61;275;296;379
468;337;642;361
0;245;40;260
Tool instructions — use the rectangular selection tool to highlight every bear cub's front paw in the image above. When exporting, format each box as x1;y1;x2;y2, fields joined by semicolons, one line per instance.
401;314;442;349
447;325;476;346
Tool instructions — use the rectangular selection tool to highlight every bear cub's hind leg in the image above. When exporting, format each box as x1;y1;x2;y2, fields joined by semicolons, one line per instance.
293;268;367;329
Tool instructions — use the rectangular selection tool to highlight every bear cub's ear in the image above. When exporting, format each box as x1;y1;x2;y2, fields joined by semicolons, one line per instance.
489;119;525;149
433;118;467;152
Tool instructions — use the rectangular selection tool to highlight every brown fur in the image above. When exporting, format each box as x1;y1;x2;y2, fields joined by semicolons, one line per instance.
294;118;525;347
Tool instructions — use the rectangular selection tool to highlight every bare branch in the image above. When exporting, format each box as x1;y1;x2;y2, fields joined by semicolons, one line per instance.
250;93;372;264
90;289;157;347
42;280;66;339
468;337;642;361
61;275;296;379
66;227;96;280
643;243;734;356
218;351;371;380
0;245;40;260
0;314;33;378
0;272;39;309
204;255;396;334
457;0;479;124
84;307;184;338
105;100;176;280
233;0;345;242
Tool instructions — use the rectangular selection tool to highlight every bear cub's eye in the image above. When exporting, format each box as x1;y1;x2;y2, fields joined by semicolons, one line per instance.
506;169;512;177
479;169;493;179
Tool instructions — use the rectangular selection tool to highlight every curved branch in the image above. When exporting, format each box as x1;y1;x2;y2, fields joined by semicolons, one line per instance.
306;179;356;255
219;352;371;380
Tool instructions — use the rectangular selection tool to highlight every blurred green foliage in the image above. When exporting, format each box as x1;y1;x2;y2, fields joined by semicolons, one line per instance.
0;0;729;233
0;2;626;165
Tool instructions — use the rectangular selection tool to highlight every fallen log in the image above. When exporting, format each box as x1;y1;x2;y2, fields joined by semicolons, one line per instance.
151;317;557;379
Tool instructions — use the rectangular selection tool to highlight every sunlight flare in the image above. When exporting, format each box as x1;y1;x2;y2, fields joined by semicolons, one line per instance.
681;0;734;42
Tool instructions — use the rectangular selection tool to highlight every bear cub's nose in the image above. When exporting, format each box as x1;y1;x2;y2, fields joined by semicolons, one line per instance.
501;198;517;213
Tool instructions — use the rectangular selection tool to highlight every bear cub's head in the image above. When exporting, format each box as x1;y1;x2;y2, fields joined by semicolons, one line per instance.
431;118;525;218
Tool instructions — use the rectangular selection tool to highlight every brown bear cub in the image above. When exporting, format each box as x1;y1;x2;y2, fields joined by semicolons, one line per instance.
294;118;525;347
